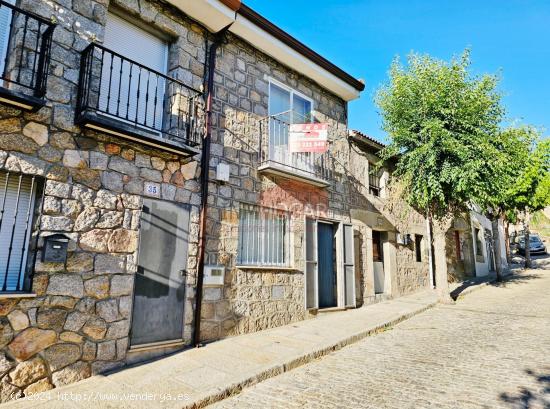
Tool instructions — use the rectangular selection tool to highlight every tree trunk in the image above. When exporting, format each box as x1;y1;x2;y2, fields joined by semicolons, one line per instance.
490;217;503;282
524;210;531;269
432;215;454;304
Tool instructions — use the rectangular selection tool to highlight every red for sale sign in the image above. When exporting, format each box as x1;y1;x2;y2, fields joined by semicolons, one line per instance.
288;123;329;153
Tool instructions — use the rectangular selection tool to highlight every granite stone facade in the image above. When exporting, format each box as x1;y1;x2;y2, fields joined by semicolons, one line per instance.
0;0;455;401
0;0;205;400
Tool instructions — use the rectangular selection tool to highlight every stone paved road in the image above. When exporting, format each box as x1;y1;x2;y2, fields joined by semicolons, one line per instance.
210;266;550;409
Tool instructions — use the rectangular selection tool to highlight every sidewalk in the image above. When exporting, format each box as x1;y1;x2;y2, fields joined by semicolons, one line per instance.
4;276;502;409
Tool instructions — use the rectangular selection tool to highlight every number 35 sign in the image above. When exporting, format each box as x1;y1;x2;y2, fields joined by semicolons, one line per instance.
144;182;161;198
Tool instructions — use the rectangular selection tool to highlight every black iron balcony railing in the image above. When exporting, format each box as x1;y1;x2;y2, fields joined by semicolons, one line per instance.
259;113;332;186
0;0;55;110
76;43;203;154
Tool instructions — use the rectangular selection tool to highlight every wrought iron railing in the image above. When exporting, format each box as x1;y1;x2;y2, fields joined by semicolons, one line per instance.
76;43;203;148
0;1;55;99
259;113;332;182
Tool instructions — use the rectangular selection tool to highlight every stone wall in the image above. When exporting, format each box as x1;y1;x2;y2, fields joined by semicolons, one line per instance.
199;32;357;341
0;0;206;401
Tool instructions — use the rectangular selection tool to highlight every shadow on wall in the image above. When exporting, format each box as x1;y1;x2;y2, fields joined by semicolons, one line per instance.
500;367;550;408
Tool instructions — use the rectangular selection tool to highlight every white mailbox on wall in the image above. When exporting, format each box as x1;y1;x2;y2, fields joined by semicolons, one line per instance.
204;265;225;286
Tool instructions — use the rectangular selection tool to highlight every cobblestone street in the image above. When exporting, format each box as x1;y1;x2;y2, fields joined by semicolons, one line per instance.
210;266;550;409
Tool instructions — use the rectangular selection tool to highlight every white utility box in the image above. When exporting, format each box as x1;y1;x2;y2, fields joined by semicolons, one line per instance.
204;265;225;286
216;163;230;182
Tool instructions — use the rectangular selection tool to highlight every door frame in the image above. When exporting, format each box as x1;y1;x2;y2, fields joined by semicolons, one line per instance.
128;197;190;350
304;217;356;310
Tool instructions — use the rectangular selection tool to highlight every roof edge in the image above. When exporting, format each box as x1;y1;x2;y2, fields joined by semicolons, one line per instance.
238;4;365;92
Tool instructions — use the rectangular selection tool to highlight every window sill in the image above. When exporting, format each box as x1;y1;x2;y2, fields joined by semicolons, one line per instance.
235;265;300;272
0;293;37;299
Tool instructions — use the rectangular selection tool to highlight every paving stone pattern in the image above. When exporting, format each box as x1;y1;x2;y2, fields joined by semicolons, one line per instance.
211;268;550;409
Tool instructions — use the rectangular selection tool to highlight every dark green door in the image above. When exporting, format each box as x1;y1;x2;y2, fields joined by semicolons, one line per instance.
131;198;190;346
318;222;336;308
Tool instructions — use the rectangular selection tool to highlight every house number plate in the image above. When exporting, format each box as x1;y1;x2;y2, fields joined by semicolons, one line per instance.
144;182;161;198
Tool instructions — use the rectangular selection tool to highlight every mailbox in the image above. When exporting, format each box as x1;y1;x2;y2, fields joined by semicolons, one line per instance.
204;265;225;286
42;234;70;263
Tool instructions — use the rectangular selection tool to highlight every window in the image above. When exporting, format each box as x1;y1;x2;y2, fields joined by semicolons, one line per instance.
415;234;423;262
368;163;381;196
269;81;313;123
100;12;168;128
238;204;290;266
0;171;41;292
474;228;483;256
372;230;383;262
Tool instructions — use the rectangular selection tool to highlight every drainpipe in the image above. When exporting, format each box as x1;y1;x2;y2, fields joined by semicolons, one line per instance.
193;24;232;347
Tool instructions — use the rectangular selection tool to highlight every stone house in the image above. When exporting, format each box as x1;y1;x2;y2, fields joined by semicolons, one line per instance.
0;0;371;400
0;0;508;401
346;130;431;301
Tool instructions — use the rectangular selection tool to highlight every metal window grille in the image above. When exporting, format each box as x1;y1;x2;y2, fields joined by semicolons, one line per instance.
0;171;43;292
237;204;290;266
368;163;381;196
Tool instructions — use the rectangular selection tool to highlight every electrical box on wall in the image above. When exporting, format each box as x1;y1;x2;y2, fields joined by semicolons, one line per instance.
204;265;225;286
216;163;230;182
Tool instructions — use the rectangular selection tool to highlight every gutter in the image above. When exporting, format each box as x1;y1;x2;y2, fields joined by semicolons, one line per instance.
193;24;232;347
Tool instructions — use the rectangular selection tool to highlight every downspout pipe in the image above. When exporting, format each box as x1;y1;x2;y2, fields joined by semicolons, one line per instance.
193;24;232;347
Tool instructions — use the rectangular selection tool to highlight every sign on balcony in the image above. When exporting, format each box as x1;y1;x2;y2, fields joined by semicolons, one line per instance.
289;123;329;153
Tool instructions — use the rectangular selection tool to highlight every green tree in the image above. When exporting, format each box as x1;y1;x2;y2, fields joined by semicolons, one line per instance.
376;50;505;302
506;136;550;267
480;126;537;280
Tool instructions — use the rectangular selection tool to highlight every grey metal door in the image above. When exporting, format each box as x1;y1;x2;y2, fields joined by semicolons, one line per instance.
131;198;190;346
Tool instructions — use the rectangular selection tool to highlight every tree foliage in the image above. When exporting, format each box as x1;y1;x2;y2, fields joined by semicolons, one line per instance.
375;50;505;218
507;135;550;213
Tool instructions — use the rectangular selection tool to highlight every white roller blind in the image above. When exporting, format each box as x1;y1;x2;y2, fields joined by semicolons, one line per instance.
0;172;36;291
99;13;168;129
0;0;15;79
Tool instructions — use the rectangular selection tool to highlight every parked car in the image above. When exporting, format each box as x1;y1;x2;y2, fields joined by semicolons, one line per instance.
517;234;547;255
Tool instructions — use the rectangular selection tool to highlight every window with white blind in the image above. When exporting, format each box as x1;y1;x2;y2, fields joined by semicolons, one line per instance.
99;12;168;129
237;204;290;266
0;171;40;292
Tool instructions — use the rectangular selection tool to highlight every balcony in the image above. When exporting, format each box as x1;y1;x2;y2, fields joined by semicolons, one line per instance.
0;1;55;111
76;43;203;156
258;115;331;187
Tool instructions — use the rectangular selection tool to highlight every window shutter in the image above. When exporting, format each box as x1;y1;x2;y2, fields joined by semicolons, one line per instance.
99;13;168;129
0;0;15;79
305;218;318;309
0;172;36;291
342;223;356;307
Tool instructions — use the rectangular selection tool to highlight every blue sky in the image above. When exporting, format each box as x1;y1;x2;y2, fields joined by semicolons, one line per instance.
246;0;550;143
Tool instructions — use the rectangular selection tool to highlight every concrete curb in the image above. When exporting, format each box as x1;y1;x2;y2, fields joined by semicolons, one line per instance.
190;273;521;408
184;302;438;409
